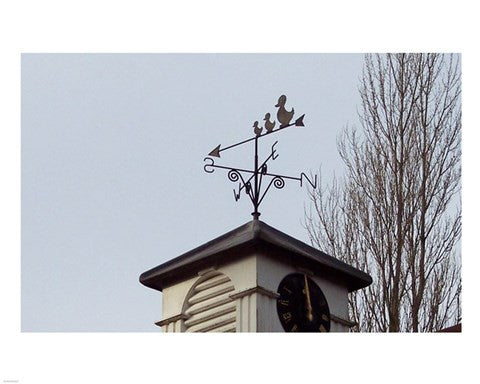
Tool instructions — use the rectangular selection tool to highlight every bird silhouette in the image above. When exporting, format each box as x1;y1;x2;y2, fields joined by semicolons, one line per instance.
253;121;263;136
275;94;295;127
263;113;276;132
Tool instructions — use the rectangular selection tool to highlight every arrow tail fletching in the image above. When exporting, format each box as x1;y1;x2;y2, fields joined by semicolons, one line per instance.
295;114;305;127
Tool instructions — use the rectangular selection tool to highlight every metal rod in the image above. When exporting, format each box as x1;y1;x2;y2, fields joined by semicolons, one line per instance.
207;163;256;174
253;135;260;219
218;121;296;155
207;162;301;182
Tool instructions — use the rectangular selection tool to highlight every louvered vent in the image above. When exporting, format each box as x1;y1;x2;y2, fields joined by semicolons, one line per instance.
184;272;236;332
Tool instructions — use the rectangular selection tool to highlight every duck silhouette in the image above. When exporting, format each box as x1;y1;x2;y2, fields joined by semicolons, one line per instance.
263;113;276;132
253;121;263;136
275;95;295;127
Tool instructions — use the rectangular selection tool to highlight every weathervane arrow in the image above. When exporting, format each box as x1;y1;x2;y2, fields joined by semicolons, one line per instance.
207;114;305;158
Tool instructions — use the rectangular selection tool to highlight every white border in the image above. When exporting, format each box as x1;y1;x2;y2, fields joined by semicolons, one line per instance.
1;1;477;383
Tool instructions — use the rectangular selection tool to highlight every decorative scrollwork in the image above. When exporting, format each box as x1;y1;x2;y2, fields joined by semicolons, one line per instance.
228;169;241;183
272;176;285;189
257;175;286;206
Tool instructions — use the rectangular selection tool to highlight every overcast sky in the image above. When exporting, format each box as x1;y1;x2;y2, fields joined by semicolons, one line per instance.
22;53;374;331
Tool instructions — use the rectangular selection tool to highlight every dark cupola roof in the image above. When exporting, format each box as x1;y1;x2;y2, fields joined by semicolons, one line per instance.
139;220;372;292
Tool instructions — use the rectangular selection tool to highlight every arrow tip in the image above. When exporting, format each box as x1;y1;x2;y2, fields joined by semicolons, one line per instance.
208;144;221;158
295;114;305;127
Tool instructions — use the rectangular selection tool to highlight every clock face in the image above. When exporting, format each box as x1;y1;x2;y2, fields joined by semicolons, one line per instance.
277;273;331;332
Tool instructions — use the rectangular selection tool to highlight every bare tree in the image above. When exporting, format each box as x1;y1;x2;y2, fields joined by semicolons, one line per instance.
305;54;461;332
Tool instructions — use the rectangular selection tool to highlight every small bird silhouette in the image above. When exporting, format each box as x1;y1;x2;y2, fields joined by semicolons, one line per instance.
253;121;263;136
275;94;295;127
263;113;276;132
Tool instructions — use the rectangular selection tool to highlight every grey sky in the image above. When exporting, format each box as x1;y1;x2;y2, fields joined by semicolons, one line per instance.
22;53;364;331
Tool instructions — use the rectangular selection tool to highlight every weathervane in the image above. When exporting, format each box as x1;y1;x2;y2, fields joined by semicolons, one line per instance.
204;95;317;219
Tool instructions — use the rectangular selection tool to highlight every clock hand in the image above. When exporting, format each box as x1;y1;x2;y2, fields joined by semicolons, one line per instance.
304;274;313;322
